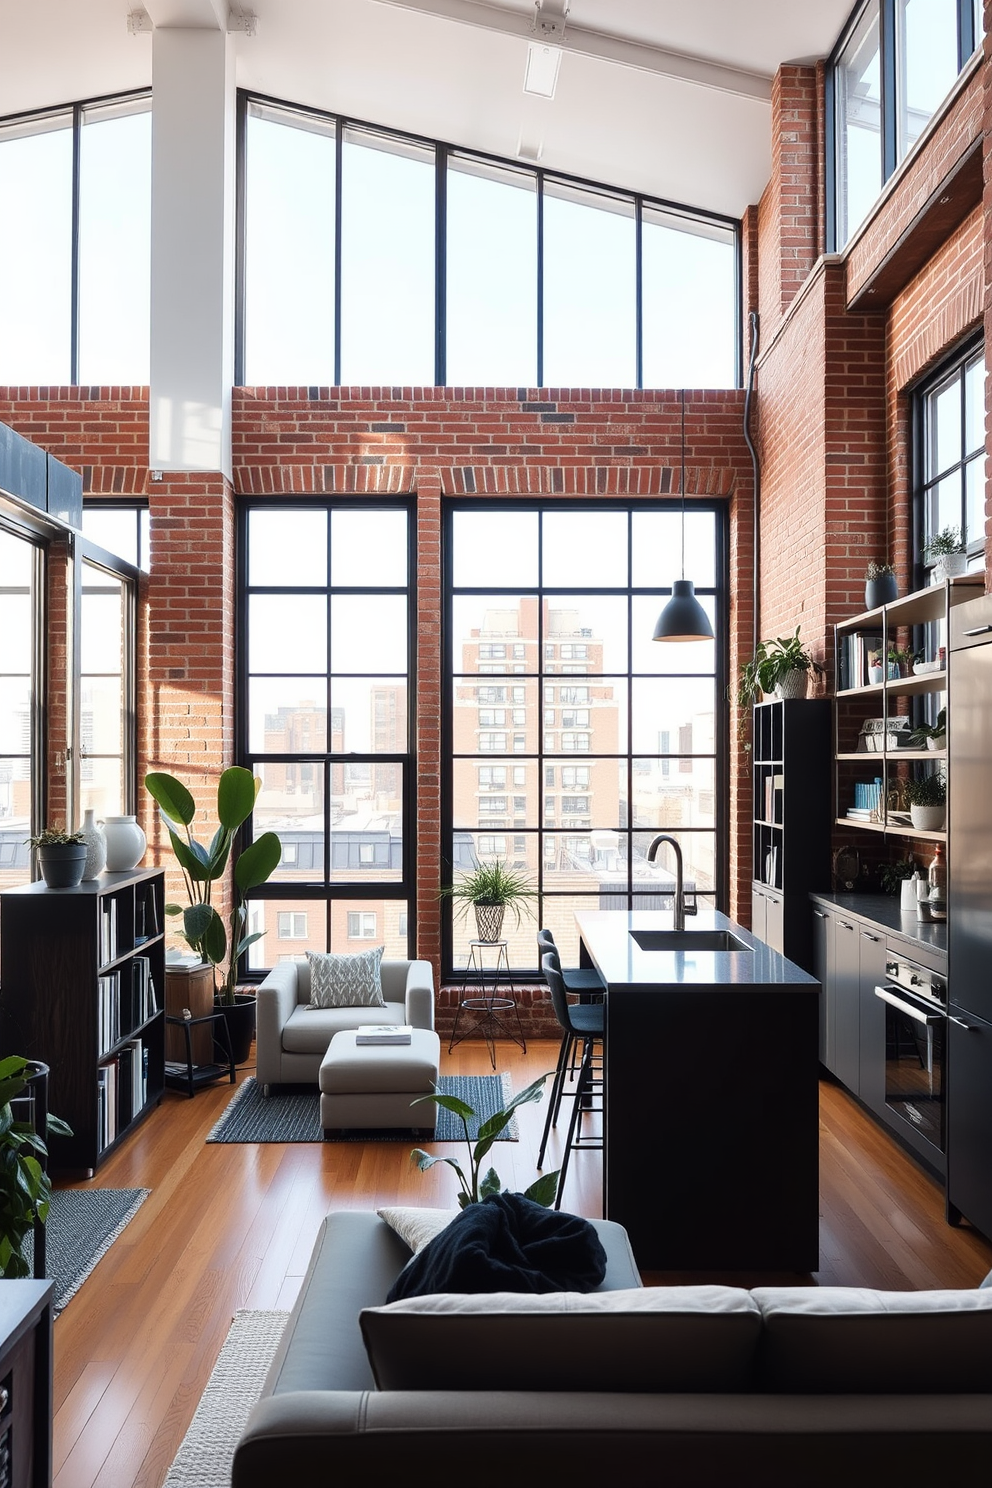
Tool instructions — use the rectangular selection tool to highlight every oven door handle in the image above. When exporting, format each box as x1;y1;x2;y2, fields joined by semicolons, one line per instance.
874;986;943;1025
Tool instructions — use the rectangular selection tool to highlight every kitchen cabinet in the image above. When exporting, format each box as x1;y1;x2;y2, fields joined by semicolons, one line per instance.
831;915;860;1092
856;923;886;1119
946;1005;992;1237
811;902;833;1063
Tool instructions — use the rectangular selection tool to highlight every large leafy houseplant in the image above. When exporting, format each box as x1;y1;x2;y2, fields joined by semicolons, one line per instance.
145;767;282;1005
0;1056;71;1278
410;1073;559;1208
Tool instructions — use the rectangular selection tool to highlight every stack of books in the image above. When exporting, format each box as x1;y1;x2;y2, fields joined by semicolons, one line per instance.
355;1025;412;1045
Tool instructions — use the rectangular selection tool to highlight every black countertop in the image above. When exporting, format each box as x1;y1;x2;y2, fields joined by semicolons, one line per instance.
809;891;947;962
575;908;818;990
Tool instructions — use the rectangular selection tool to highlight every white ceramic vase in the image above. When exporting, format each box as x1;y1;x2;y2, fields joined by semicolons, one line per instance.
103;814;147;871
78;808;107;880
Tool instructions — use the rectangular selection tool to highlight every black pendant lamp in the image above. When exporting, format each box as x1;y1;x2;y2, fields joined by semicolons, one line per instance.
652;389;714;643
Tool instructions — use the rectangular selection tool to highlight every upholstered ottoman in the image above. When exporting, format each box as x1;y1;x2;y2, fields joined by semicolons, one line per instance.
319;1029;441;1136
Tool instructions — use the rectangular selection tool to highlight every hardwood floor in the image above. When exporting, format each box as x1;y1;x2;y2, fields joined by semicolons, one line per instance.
52;1040;992;1488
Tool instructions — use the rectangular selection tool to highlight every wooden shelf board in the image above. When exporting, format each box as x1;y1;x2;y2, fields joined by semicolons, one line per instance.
835;816;946;841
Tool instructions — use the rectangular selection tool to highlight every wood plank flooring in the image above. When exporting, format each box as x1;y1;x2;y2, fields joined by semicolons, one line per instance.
51;1040;992;1488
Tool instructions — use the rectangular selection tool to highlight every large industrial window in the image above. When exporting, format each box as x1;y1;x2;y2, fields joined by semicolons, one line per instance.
445;502;726;978
238;500;414;971
914;336;986;580
0;93;151;384
0;523;43;897
830;0;981;249
240;94;739;390
76;555;137;821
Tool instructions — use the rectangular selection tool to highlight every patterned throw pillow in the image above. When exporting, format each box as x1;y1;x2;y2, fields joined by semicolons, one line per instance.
306;946;386;1009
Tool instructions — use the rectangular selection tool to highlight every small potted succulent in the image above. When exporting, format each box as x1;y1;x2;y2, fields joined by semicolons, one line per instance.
903;771;947;832
865;560;897;609
25;824;87;889
923;527;967;581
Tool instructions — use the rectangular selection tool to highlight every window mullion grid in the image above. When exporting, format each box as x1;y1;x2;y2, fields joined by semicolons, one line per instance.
70;102;82;384
536;170;545;388
334;120;344;386
435;142;446;386
634;198;644;391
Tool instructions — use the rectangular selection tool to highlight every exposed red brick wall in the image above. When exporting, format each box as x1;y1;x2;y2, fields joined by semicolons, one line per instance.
846;63;983;304
757;67;821;345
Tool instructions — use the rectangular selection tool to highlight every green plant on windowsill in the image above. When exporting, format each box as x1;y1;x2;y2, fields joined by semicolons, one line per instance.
410;1073;559;1209
0;1056;72;1279
923;526;964;560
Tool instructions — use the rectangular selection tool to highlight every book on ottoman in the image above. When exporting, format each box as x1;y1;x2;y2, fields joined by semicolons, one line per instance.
356;1024;413;1045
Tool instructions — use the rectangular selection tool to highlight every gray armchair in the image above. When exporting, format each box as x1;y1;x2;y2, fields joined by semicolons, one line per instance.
255;958;435;1094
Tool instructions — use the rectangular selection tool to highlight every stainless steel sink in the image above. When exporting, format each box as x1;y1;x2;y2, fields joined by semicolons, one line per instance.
630;929;752;953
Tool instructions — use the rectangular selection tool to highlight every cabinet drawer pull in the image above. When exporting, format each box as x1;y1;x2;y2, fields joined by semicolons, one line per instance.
839;920;854;930
813;910;827;919
949;1016;977;1030
963;624;992;636
861;932;879;942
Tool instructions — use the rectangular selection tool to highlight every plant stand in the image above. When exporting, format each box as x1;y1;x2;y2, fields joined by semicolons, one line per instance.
448;940;526;1070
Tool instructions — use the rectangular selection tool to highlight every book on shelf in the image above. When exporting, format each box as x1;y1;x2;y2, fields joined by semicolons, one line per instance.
355;1024;413;1045
99;895;119;966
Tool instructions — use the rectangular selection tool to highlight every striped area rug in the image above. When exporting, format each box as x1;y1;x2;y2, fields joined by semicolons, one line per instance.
206;1073;517;1143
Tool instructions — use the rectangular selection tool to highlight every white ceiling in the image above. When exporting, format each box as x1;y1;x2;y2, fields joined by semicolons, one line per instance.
0;0;854;218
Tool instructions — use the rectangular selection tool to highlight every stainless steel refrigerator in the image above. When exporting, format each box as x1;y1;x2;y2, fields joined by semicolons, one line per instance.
948;590;992;1238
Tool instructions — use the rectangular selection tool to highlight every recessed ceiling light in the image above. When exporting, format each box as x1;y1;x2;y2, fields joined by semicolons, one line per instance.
524;42;562;98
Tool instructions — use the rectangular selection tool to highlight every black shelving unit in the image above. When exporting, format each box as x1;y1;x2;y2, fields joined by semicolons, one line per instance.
751;698;831;972
0;868;166;1173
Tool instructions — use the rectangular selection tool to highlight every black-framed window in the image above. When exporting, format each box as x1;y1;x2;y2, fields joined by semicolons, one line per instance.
0;92;151;384
829;0;981;249
76;549;138;820
444;501;727;978
914;335;986;581
238;499;415;972
0;521;44;902
239;93;740;391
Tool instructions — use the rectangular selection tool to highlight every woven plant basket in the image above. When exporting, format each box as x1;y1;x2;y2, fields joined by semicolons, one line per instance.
473;903;506;942
775;668;808;700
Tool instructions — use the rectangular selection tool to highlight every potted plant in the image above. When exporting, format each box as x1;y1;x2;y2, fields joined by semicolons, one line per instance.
145;767;282;1063
878;854;916;896
865;560;897;609
736;626;824;707
410;1073;559;1208
903;771;946;831
907;708;946;752
25;825;87;889
924;526;967;580
439;858;537;943
0;1056;72;1278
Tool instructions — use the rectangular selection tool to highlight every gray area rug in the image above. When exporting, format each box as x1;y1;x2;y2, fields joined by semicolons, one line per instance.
162;1309;289;1488
207;1073;518;1142
25;1187;150;1315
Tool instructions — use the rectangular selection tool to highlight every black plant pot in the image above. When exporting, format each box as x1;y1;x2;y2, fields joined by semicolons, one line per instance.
214;993;256;1065
865;572;897;609
38;844;87;889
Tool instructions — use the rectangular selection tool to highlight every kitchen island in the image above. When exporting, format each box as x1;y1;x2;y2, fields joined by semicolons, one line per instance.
576;908;820;1273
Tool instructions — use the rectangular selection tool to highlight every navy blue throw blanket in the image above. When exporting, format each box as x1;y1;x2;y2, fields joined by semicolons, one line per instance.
386;1192;607;1301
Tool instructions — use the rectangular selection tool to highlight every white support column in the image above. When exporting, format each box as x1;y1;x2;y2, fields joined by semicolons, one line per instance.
149;27;234;476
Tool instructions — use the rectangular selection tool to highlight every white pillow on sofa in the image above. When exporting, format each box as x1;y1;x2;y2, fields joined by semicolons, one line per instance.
360;1285;762;1393
306;946;385;1009
377;1207;460;1254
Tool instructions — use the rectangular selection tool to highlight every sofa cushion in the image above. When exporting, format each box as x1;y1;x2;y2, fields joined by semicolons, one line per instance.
282;1001;408;1054
753;1285;992;1393
360;1285;762;1392
306;946;385;1009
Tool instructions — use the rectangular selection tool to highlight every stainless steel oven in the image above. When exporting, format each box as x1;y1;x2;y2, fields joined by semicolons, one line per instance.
874;957;947;1159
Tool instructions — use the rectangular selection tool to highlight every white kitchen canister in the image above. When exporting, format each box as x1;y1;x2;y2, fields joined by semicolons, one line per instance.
78;808;107;880
102;814;147;871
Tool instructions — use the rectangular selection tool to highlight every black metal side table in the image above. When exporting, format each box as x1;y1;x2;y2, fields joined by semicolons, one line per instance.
448;940;527;1070
164;1011;236;1097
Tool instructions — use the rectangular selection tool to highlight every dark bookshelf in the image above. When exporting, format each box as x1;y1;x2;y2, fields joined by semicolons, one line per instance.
0;868;166;1173
751;698;831;973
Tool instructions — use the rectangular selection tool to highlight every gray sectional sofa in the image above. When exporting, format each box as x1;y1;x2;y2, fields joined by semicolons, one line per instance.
232;1210;992;1485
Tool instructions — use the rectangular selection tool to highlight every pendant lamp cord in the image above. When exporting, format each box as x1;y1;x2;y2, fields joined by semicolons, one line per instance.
679;388;686;580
